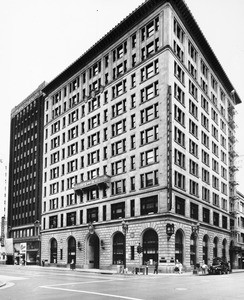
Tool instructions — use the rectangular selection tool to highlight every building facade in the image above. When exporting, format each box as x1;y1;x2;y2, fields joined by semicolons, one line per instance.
41;0;241;272
7;82;45;265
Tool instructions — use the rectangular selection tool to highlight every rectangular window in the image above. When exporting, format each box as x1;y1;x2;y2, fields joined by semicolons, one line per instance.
174;61;185;84
174;171;185;190
141;103;158;124
174;127;185;147
141;125;159;145
174;105;185;126
202;208;210;223
140;148;158;167
175;196;185;216
141;81;158;103
140;195;158;215
131;199;135;217
87;207;98;223
140;170;158;188
174;149;185;169
190;203;198;220
213;212;219;227
190;180;199;197
67;212;76;226
174;83;185;105
111;202;125;220
111;179;126;195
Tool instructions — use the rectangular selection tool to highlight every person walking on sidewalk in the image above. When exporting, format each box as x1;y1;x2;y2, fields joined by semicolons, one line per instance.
154;261;158;274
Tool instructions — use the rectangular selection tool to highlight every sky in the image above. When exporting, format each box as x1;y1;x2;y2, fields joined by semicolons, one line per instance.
0;0;244;192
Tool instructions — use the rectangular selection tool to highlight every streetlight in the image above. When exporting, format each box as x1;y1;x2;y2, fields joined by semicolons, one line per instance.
121;219;128;270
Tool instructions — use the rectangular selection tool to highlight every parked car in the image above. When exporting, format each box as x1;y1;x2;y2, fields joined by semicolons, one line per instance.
208;257;230;275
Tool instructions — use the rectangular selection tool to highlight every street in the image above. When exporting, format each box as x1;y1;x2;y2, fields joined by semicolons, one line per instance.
0;265;244;300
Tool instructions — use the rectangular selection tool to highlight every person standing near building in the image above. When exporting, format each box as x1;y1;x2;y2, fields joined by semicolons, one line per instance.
154;261;158;274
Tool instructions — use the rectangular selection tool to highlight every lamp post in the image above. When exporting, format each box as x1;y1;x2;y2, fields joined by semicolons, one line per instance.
121;219;128;270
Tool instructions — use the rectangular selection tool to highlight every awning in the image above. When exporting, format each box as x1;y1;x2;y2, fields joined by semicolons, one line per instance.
74;175;111;192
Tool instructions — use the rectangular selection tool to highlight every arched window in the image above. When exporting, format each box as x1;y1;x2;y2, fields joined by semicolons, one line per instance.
142;229;158;264
190;234;197;266
67;236;76;264
202;235;209;264
50;238;57;263
222;239;227;260
175;230;184;264
113;232;125;265
213;237;218;258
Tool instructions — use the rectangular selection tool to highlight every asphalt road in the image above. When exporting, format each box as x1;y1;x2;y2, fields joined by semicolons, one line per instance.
0;266;244;300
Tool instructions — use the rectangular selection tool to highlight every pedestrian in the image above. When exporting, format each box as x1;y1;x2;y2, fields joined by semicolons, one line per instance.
154;261;158;274
228;261;232;273
201;260;208;274
175;259;183;274
70;259;75;270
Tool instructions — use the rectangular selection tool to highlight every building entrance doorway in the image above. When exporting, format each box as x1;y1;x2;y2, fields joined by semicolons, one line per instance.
88;234;99;269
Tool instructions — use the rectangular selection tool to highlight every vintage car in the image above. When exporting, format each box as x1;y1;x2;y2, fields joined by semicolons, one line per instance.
208;257;230;275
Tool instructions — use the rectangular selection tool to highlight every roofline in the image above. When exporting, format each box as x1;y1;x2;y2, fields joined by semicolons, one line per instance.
42;0;241;104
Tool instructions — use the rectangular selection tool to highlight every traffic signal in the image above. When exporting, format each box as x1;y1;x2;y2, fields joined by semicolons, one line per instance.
137;244;143;254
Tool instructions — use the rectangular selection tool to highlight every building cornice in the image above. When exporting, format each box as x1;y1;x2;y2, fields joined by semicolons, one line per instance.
42;0;241;104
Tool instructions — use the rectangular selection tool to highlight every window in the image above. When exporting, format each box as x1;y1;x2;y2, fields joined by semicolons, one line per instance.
174;105;185;126
141;103;159;124
174;61;185;84
222;216;227;229
111;202;125;220
111;159;126;175
112;99;126;118
173;41;184;62
201;131;209;148
140;195;158;215
131;73;136;88
202;168;210;184
174;83;185;105
189;160;198;177
88;114;100;130
67;212;76;226
213;192;219;207
141;81;158;103
201;95;209;113
201;113;209;130
174;171;185;190
111;179;126;195
175;196;185;216
87;207;98;223
201;77;208;95
213;212;219;227
189;80;198;100
189;139;198;157
174;149;185;169
112;80;126;98
174;19;184;42
188;41;197;62
111;139;126;156
201;59;208;79
202;150;209;166
141;17;159;41
49;215;57;228
140;170;158;188
212;176;219;190
190;203;198;220
190;180;199;197
131;114;136;128
189;100;198;119
88;132;100;147
130;177;135;191
188;61;197;79
202;187;210;202
203;208;210;223
141;59;159;81
141;125;159;145
111;119;126;137
131;156;136;170
174;127;185;147
141;148;158;166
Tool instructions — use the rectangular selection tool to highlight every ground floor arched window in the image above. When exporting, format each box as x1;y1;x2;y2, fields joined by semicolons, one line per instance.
213;237;218;258
175;230;183;264
222;239;227;260
190;234;197;266
113;232;125;265
202;235;209;264
67;236;76;264
142;229;158;265
50;238;57;263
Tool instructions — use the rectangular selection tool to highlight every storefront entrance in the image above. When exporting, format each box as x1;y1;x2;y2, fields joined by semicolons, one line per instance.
88;234;99;269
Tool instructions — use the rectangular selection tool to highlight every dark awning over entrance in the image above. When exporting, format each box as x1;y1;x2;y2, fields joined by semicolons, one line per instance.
73;175;111;192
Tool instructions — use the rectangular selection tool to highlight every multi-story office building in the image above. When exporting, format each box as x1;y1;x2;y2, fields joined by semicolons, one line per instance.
8;82;46;265
41;0;241;272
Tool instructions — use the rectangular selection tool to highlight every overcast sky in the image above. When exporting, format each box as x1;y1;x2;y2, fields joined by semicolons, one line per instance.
0;0;244;192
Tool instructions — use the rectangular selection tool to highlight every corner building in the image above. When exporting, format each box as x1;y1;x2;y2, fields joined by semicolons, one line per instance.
41;0;241;272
